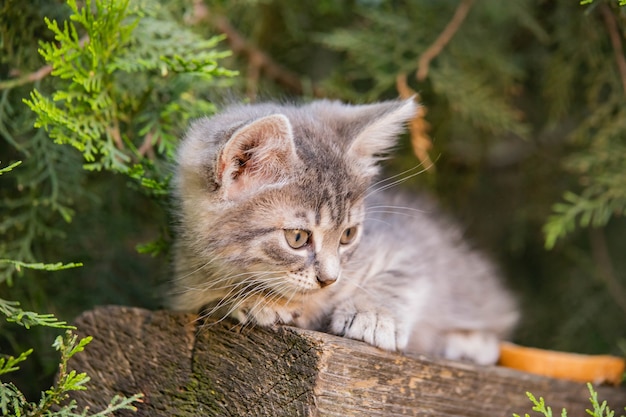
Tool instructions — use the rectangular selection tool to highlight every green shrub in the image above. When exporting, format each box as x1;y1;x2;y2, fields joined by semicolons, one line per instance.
514;383;625;417
1;0;234;404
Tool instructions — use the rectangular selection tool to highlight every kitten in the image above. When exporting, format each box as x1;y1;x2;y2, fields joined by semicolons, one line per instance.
170;99;518;365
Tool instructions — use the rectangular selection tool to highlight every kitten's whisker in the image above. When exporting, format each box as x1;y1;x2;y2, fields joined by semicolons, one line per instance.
246;294;274;320
367;205;428;214
337;266;380;299
229;280;288;326
363;217;393;227
196;270;289;324
365;163;434;199
368;163;428;191
350;281;378;299
366;157;438;199
231;278;299;328
365;210;424;220
194;279;257;320
282;285;300;308
201;282;268;325
218;272;278;299
193;270;282;292
220;293;255;323
182;276;236;292
173;256;221;282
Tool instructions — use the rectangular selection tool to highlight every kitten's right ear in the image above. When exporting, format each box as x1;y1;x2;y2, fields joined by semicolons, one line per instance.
216;114;298;200
348;98;417;177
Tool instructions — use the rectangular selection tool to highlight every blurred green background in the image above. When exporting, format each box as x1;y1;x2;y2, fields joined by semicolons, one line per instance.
2;0;626;397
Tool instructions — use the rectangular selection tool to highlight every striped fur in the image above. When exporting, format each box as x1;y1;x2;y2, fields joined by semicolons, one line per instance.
171;99;518;365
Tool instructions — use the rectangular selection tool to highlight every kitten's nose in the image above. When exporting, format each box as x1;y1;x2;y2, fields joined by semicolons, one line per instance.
316;254;340;288
316;272;337;288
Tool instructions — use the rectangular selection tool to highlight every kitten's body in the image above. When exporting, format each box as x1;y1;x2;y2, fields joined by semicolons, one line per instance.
171;99;518;365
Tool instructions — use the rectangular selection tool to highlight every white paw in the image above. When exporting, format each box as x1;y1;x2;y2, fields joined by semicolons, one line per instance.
234;304;296;326
443;331;500;365
330;304;407;351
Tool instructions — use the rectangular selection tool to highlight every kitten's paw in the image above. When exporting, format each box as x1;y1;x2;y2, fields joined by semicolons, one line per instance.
235;305;296;327
443;331;500;365
330;304;408;352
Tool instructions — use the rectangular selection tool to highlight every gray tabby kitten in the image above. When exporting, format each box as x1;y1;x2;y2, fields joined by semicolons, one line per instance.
171;99;518;365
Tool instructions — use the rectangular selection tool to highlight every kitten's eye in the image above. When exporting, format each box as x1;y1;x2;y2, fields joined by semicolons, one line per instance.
340;226;358;245
284;229;310;249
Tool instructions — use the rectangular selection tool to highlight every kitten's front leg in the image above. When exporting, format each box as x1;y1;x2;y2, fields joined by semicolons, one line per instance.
329;298;410;352
235;303;298;327
442;330;500;366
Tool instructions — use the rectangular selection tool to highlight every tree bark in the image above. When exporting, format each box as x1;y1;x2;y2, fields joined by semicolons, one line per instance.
68;306;626;417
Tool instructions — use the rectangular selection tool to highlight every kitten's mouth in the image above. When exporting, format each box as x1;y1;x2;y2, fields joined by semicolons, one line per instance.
271;284;327;302
241;271;333;302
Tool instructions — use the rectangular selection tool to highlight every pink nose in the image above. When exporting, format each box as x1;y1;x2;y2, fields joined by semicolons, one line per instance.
317;273;337;288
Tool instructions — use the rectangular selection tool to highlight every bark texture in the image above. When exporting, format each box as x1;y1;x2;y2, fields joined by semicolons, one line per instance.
68;306;626;417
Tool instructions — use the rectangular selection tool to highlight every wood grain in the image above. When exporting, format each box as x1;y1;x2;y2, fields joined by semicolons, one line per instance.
68;306;626;417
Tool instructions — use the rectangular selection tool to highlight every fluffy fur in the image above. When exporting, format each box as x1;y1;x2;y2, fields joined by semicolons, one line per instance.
170;99;518;365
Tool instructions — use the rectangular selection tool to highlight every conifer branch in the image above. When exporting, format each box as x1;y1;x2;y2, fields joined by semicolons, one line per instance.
189;1;322;97
108;118;123;150
599;3;626;94
416;0;475;81
212;15;307;95
0;65;53;91
138;130;156;159
0;36;89;91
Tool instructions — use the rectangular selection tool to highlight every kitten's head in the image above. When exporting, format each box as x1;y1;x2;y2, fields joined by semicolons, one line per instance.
173;99;416;310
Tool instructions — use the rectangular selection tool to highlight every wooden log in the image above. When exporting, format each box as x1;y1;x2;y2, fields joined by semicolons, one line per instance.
68;306;626;417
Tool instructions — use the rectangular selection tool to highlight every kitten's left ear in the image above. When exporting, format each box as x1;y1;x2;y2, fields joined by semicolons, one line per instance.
217;114;298;200
348;98;417;176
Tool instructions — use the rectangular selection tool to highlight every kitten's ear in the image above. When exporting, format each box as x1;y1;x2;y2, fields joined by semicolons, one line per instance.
217;114;298;200
348;99;417;176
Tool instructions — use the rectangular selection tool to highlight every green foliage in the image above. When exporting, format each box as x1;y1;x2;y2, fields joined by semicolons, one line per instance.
1;0;234;282
540;1;626;248
0;349;32;376
319;0;533;137
0;299;70;330
0;255;134;414
0;124;86;283
126;163;170;197
24;0;235;174
513;391;567;417
544;187;626;250
513;383;625;417
0;260;83;273
0;260;142;416
0;161;22;175
0;259;82;334
581;0;626;6
1;331;143;417
0;0;69;71
1;0;234;406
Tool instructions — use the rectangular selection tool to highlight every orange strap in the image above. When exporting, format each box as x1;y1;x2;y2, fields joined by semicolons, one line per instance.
498;342;625;385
